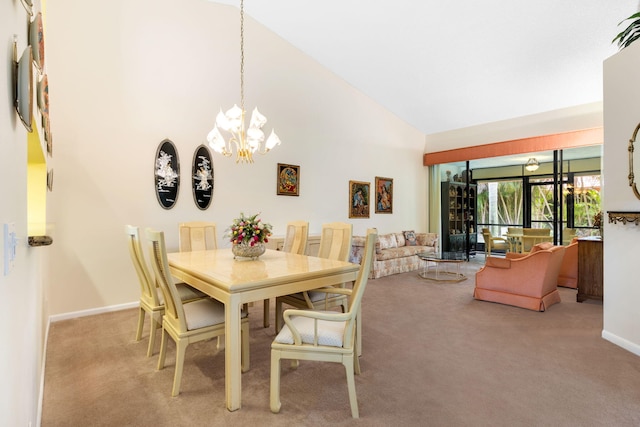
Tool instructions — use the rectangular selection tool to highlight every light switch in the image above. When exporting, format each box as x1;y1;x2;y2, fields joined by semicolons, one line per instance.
4;223;17;276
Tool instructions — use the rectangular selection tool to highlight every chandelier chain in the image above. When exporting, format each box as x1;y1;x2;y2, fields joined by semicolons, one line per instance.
240;0;245;112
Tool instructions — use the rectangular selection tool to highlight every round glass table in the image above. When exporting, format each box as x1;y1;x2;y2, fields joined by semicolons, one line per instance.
417;252;467;282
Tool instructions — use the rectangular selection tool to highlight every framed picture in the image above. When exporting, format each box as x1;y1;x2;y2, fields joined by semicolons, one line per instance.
154;139;180;209
15;44;33;132
277;163;300;196
349;180;370;218
375;177;393;214
192;145;214;210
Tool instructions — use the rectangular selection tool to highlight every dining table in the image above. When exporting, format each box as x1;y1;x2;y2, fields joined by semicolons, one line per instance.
167;248;360;411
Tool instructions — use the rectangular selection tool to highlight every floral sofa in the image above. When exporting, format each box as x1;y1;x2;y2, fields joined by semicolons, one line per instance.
350;231;438;279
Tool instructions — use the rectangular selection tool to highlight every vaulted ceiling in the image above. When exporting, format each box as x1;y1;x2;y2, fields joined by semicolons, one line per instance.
211;0;638;136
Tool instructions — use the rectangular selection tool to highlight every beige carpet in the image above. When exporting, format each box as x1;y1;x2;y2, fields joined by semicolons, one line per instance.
42;261;640;426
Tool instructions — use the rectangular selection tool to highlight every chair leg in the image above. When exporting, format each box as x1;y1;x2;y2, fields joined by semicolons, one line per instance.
172;340;187;397
343;354;359;418
275;299;284;333
135;307;145;342
157;327;168;370
356;307;362;358
270;350;282;413
263;298;270;328
147;315;161;357
241;322;250;372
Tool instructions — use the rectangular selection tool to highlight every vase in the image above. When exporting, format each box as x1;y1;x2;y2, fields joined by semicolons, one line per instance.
232;242;266;260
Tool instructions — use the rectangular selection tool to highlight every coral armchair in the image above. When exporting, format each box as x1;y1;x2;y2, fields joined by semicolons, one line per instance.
557;238;579;288
474;243;566;311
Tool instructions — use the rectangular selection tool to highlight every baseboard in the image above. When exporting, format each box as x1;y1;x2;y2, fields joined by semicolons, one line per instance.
49;301;139;323
602;329;640;357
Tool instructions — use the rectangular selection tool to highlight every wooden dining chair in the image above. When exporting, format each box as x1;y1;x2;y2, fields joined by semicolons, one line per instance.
146;228;250;397
263;221;309;329
275;222;352;333
270;228;377;419
125;225;206;357
178;221;217;252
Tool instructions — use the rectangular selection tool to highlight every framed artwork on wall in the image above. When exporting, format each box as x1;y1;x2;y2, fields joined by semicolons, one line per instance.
29;12;45;73
192;145;213;210
14;44;33;132
349;180;370;218
277;163;300;196
375;176;393;214
154;139;180;209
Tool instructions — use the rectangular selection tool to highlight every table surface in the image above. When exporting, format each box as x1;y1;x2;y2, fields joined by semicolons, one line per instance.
167;248;360;411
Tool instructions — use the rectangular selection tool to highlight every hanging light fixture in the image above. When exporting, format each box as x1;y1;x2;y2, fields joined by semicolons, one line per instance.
525;157;539;172
207;0;281;163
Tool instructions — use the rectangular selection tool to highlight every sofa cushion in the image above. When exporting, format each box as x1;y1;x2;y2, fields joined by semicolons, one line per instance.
403;230;417;246
394;232;406;247
378;233;398;250
376;246;431;261
417;233;438;247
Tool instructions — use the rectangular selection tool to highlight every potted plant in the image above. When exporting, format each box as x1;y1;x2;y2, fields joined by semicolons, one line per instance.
227;212;273;259
613;12;640;50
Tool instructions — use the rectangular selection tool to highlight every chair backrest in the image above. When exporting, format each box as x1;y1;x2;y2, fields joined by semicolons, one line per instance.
125;225;161;306
507;227;523;235
558;239;579;287
317;222;352;262
179;221;217;252
146;228;188;332
522;228;551;252
562;228;577;245
343;229;377;347
523;228;551;236
282;221;309;255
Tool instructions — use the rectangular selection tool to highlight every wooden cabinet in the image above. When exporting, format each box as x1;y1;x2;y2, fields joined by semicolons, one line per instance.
441;182;477;255
577;237;603;303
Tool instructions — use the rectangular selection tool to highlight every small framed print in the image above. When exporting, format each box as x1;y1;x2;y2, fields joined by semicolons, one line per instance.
375;177;393;214
192;145;214;210
154;139;180;209
277;163;300;196
349;180;370;218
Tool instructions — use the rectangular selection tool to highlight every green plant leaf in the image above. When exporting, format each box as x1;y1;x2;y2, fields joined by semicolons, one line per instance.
613;12;640;49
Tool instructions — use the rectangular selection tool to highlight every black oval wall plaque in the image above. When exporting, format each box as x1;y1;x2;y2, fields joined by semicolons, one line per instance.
154;139;180;209
192;144;214;210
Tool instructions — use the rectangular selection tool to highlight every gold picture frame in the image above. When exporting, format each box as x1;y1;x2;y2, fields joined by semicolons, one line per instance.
349;180;370;218
375;176;393;214
277;163;300;196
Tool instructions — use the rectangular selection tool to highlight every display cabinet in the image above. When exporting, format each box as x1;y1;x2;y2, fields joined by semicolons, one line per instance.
441;182;477;256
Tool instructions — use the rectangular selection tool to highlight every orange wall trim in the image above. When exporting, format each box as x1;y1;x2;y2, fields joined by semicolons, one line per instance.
423;127;604;166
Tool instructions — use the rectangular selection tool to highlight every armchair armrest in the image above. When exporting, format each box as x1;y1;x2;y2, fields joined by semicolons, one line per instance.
485;256;512;269
282;308;350;346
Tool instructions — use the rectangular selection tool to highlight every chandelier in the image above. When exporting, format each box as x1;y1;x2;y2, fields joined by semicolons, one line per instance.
207;0;281;163
525;158;539;172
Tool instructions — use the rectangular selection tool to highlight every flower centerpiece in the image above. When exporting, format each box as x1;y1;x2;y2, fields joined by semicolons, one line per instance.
228;212;272;259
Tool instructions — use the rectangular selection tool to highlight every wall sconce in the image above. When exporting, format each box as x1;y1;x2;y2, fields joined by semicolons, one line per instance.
525;158;539;172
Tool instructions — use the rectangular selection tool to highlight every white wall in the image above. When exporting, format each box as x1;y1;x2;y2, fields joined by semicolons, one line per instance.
44;0;426;316
0;2;45;426
424;102;603;151
602;41;640;355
